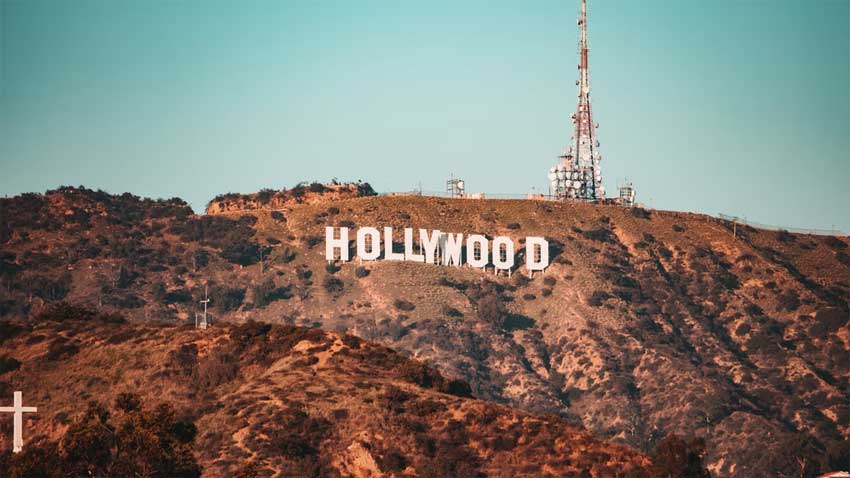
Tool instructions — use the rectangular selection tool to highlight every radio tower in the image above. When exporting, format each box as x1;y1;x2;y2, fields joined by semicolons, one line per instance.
549;0;605;201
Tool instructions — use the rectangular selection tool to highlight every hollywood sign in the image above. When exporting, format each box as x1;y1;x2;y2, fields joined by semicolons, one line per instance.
325;226;549;275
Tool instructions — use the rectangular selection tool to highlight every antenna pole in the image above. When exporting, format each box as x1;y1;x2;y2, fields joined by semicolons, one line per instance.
198;285;210;329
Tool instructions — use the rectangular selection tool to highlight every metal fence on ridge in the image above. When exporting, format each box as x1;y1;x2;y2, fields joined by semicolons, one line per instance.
716;213;846;237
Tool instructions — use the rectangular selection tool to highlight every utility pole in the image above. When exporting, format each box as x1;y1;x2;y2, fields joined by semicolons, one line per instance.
259;246;264;276
196;285;210;329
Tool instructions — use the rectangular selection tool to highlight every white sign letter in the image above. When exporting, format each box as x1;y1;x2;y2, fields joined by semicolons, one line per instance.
325;227;349;262
525;236;549;273
466;234;489;269
384;227;405;261
404;228;425;263
441;233;464;266
492;236;515;271
356;227;381;261
420;229;441;264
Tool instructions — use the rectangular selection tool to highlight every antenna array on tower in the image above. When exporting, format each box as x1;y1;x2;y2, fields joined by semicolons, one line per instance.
549;0;606;202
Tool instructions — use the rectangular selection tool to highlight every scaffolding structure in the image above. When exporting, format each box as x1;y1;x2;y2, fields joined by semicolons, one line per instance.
618;182;635;207
549;0;605;201
446;175;465;198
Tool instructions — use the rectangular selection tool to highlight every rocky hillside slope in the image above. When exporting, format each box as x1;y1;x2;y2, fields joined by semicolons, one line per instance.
1;186;848;476
0;303;650;478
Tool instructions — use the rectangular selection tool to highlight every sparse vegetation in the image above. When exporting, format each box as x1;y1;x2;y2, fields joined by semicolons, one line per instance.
776;229;794;243
649;435;709;478
0;396;201;478
588;290;611;307
0;355;21;375
583;228;616;244
776;289;801;312
322;277;344;297
212;286;246;312
441;305;463;317
276;246;297;263
253;279;292;307
393;299;415;312
257;188;277;204
474;286;506;328
631;207;652;219
810;307;847;337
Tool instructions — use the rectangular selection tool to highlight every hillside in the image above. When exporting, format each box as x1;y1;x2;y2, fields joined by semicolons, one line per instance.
1;186;849;476
0;303;651;478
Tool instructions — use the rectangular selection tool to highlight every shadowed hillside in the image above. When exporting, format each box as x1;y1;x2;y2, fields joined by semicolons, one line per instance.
1;186;848;477
0;303;650;478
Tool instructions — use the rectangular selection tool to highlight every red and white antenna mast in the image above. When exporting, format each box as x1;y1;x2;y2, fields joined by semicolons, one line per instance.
549;0;605;201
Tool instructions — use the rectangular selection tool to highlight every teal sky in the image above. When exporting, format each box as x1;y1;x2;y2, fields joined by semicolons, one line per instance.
1;0;848;232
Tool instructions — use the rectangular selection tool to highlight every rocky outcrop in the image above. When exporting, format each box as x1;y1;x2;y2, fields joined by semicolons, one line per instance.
205;182;376;214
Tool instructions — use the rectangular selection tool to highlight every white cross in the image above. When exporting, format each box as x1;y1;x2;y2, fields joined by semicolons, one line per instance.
0;391;37;453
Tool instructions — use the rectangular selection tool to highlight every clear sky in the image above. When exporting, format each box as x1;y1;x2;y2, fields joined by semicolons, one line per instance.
1;0;848;232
